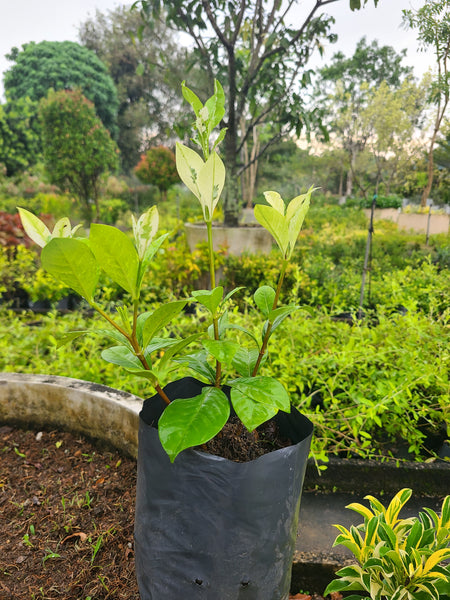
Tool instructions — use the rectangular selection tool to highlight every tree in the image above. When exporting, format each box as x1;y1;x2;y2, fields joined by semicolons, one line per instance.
3;41;119;137
315;38;414;198
134;146;179;200
79;6;188;172
362;78;427;196
39;89;119;222
133;0;379;226
0;97;41;176
403;0;450;207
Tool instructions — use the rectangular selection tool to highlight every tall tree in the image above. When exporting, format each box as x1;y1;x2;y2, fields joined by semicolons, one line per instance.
79;6;188;172
362;78;427;196
0;97;41;176
3;41;119;137
132;0;379;226
39;89;119;222
403;0;450;207
315;37;414;198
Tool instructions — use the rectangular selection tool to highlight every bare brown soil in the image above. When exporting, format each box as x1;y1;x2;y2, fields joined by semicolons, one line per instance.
0;425;331;600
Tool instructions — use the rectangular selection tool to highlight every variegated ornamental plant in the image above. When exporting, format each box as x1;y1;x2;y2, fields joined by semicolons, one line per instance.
324;488;450;600
18;80;315;462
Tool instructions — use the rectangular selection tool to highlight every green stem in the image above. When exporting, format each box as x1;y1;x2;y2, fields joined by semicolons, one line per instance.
206;220;222;386
251;259;289;377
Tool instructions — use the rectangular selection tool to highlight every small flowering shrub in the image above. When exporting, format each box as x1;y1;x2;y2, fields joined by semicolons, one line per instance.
134;146;179;200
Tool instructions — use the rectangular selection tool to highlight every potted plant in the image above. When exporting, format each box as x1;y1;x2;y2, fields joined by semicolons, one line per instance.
324;488;450;600
18;80;315;599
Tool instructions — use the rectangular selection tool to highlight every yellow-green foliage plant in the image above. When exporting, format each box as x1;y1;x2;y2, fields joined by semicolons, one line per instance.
325;488;450;600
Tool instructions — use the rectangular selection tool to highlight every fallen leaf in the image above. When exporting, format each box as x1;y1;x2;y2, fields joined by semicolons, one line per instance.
61;532;88;544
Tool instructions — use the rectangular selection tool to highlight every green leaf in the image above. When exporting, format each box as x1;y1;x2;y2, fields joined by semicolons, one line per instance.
254;285;275;317
203;339;240;365
141;300;187;348
212;127;227;151
94;328;133;349
56;330;88;348
254;203;289;256
89;224;140;298
175;351;216;383
158;387;230;462
406;520;424;551
440;495;450;528
268;305;298;331
41;238;99;302
141;232;170;270
223;322;260;347
18;207;52;247
286;190;312;258
181;80;203;116
101;346;143;370
222;286;245;305
231;389;277;432
229;376;290;412
157;334;202;374
206;79;225;130
324;580;362;594
232;348;261;377
365;515;379;546
192;286;224;314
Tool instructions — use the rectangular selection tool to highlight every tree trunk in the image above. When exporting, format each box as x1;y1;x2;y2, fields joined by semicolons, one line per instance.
345;168;353;198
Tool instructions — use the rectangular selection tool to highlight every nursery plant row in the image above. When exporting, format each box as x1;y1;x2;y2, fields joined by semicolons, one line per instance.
1;298;448;465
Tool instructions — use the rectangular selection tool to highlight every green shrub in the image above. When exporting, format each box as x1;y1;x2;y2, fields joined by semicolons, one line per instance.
325;489;450;600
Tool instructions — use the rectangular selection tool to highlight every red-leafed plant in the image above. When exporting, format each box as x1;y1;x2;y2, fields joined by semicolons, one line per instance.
134;146;179;201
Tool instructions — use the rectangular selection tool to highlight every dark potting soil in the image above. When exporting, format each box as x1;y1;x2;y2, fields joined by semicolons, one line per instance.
199;416;293;461
0;425;332;600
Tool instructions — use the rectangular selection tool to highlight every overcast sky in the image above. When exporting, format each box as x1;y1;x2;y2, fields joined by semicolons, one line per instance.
0;0;436;101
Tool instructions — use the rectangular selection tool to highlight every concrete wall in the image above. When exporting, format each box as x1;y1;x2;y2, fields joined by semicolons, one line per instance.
364;208;449;234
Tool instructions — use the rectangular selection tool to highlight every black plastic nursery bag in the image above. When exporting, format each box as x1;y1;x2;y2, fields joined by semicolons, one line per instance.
135;377;313;600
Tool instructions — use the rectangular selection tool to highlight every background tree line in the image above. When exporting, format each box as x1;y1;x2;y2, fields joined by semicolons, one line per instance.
0;0;449;220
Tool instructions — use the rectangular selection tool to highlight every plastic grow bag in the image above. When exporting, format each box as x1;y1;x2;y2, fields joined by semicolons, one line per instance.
135;377;313;600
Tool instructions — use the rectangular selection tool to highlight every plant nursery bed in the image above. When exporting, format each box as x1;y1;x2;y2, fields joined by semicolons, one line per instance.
0;425;337;600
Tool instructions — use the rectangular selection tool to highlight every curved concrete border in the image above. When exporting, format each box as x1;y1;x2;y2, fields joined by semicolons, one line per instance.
0;372;142;458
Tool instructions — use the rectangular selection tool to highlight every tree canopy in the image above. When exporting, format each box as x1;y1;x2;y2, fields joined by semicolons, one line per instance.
314;38;417;199
0;97;41;176
3;41;119;137
132;0;379;225
403;0;450;206
79;6;187;172
39;89;119;222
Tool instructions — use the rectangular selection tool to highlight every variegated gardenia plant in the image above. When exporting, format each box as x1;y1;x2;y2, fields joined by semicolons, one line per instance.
325;488;450;600
19;80;314;462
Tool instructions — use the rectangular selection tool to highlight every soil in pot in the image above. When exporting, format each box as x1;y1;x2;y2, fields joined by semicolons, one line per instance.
0;425;332;600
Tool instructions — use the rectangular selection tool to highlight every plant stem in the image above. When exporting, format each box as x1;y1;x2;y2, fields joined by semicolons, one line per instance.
92;302;171;405
206;220;222;386
252;259;288;377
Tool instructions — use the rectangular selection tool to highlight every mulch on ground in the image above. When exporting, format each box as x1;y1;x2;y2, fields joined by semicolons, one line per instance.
0;425;335;599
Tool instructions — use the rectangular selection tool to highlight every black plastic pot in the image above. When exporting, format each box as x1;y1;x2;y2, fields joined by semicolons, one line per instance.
135;377;313;600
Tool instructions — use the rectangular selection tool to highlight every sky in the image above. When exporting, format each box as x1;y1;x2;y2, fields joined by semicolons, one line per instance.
0;0;436;102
